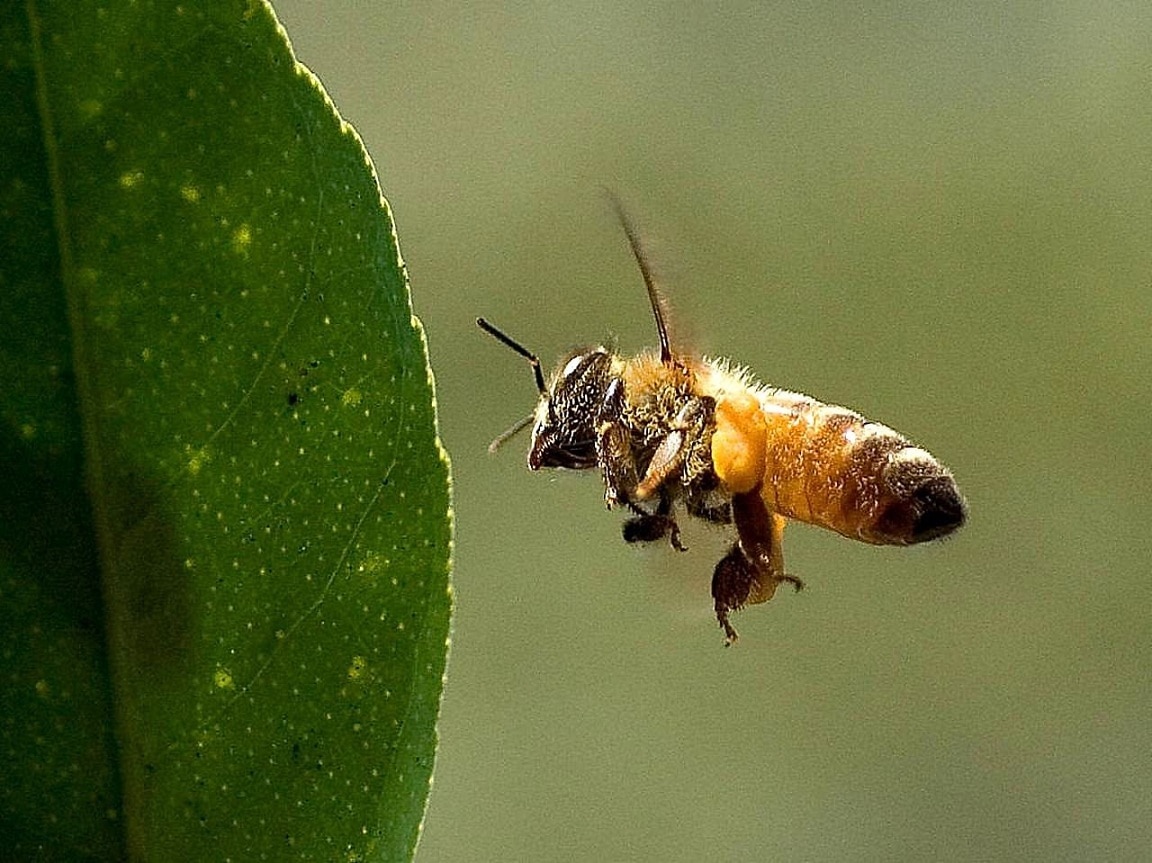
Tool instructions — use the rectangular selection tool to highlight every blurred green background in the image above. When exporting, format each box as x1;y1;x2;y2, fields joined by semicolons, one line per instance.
274;3;1149;860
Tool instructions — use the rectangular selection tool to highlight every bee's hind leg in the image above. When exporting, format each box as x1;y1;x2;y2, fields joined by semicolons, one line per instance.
711;488;802;645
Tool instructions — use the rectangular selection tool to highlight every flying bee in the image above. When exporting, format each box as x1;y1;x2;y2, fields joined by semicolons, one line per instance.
478;200;966;644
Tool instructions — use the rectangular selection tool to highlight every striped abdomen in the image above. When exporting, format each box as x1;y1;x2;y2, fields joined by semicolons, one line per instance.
757;389;965;545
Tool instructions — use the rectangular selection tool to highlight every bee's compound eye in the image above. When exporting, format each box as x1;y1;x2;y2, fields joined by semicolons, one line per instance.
560;349;610;383
561;354;586;379
604;377;623;403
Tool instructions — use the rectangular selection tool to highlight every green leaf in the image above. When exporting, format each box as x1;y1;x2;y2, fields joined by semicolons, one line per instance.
0;1;453;860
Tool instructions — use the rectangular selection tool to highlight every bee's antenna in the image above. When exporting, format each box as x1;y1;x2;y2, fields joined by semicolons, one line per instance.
605;190;673;366
486;413;536;454
477;317;547;395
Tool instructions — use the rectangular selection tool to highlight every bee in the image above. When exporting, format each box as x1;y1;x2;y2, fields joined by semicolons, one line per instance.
478;200;966;644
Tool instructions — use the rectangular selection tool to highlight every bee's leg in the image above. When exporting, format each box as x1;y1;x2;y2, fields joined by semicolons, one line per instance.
597;391;685;550
596;379;640;509
617;394;716;550
711;488;802;645
622;492;686;551
633;396;715;500
686;494;732;525
712;546;760;645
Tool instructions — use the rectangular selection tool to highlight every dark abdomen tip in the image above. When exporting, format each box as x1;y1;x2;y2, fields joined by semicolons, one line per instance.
906;475;967;542
872;458;967;545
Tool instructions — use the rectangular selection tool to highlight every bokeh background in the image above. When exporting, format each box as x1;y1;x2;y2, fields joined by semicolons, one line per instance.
274;3;1150;860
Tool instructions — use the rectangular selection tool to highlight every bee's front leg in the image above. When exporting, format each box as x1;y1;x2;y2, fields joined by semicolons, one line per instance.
612;394;717;550
622;492;686;551
596;379;641;510
712;488;803;645
632;396;714;500
597;379;687;550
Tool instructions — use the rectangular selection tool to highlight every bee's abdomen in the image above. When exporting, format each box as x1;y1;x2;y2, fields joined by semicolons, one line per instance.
758;393;966;545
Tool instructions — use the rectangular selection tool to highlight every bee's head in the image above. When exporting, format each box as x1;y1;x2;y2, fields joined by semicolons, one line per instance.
477;195;675;475
528;349;614;470
477;318;616;471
